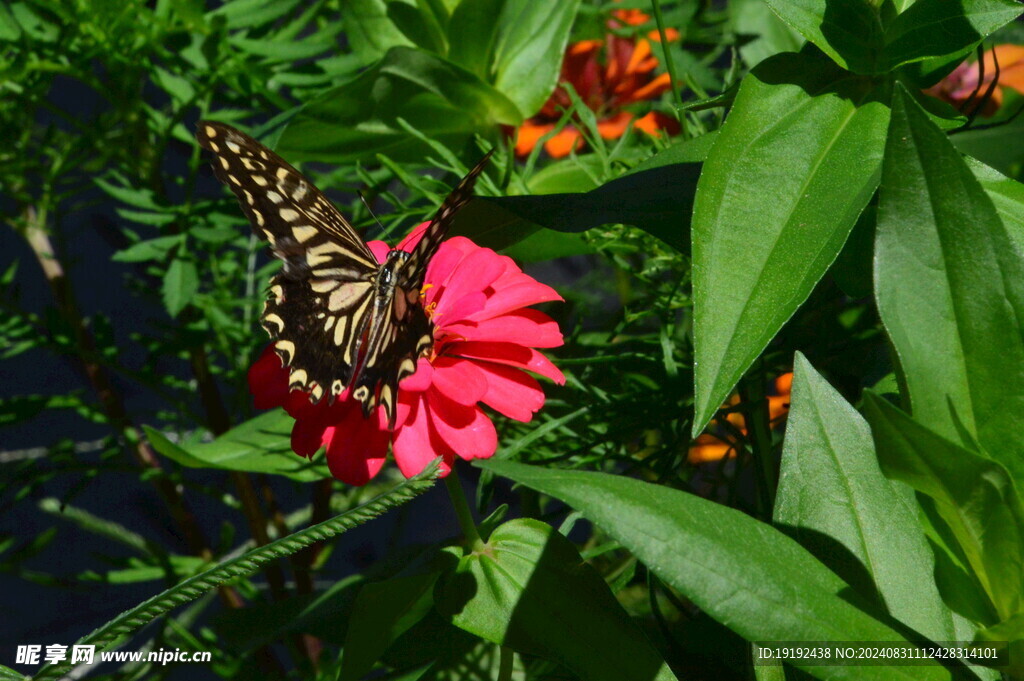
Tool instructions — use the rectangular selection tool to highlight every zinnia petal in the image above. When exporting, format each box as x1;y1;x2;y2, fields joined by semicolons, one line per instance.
445;341;566;384
475;361;546;422
446;309;564;348
323;406;390;486
430;356;490;405
392;395;452;478
427;389;498;460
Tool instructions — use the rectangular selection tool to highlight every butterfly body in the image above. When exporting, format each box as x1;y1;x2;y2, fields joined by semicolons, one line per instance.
196;121;490;428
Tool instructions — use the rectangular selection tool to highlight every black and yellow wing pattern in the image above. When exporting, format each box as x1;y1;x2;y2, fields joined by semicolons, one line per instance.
196;121;490;427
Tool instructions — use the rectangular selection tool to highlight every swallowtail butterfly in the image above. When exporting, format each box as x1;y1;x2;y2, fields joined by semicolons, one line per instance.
196;121;491;428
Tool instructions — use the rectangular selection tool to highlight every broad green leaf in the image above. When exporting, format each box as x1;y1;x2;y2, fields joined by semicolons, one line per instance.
625;130;720;173
112;235;183;263
764;0;882;73
500;230;593;262
484;163;700;253
488;0;581;117
882;0;1022;71
340;572;440;681
436;518;678;681
477;461;953;681
732;0;804;68
966;156;1024;253
387;1;447;54
952;114;1024;175
162;258;199;317
144;410;331;481
874;85;1024;480
447;0;503;78
340;0;415;63
862;392;1024;622
776;354;955;641
691;50;889;436
278;47;518;163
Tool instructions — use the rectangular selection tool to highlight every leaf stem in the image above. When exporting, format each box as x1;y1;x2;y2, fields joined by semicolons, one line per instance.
498;645;514;681
739;363;776;518
444;466;484;551
649;0;686;134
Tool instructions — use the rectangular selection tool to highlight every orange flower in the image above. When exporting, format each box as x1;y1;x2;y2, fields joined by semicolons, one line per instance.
515;14;679;158
688;373;793;464
925;44;1024;117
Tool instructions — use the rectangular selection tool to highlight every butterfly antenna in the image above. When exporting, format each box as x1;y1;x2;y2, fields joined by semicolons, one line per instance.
357;191;388;235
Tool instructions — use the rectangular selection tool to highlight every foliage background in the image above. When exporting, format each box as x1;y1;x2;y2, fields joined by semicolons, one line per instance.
3;0;1024;680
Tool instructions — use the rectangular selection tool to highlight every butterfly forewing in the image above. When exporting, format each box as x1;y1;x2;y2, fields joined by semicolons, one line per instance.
400;150;494;291
197;120;490;427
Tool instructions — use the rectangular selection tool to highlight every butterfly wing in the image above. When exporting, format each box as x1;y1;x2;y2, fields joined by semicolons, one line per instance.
196;121;378;401
399;150;493;291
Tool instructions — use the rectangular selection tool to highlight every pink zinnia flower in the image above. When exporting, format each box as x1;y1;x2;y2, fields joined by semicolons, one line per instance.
248;222;565;485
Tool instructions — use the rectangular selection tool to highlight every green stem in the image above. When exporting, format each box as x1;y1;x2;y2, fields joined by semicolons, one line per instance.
649;0;686;134
739;364;776;518
498;645;514;681
444;467;484;551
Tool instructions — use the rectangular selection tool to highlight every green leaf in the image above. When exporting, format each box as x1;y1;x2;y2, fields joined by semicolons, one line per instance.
500;229;594;262
733;0;804;68
94;177;162;210
144;410;331;482
862;392;1024;623
340;571;440;681
776;354;957;641
488;0;582;117
206;0;304;29
952;114;1024;175
477;461;953;681
112;235;183;263
881;0;1022;71
162;258;199;317
387;0;447;54
0;663;25;681
691;50;890;436
279;47;519;163
436;518;678;681
340;0;415;63
764;0;883;73
446;0;503;78
966;156;1024;253
874;85;1024;481
483;163;700;253
32;463;440;681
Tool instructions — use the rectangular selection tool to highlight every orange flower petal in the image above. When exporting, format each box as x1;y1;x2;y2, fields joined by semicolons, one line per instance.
568;39;603;57
596;111;634;139
544;126;584;158
688;434;735;463
768;394;790;422
775;372;793;395
648;27;680;43
515;120;555;156
626;39;654;74
990;44;1024;94
612;8;650;26
632;111;667;135
625;72;673;102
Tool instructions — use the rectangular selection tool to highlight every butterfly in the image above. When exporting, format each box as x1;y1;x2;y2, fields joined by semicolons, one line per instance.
196;121;491;428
